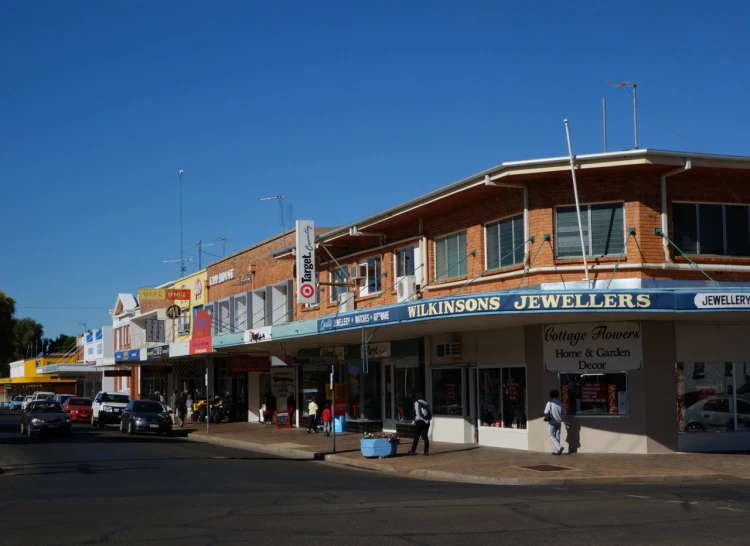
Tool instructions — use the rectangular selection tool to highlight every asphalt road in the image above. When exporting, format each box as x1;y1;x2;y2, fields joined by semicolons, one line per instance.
1;410;750;545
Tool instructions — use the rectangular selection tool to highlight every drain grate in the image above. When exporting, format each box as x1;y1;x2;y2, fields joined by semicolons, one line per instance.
518;464;575;472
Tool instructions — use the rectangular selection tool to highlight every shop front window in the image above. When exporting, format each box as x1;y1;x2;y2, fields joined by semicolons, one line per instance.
478;367;527;429
559;373;628;416
432;368;463;416
677;362;750;433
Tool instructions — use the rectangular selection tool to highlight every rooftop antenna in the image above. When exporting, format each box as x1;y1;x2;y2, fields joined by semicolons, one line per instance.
164;257;193;272
178;169;187;275
215;237;227;257
602;97;607;152
193;241;214;269
79;322;87;333
259;195;287;246
606;81;641;149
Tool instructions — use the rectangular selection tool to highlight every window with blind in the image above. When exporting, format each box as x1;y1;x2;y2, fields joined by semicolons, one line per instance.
673;203;750;256
555;202;625;258
435;231;467;280
485;214;524;270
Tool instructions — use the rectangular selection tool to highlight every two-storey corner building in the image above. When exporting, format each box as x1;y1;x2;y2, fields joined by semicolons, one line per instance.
111;293;138;394
258;149;750;453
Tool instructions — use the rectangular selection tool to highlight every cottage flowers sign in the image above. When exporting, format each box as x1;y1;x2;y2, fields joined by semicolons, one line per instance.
543;322;642;372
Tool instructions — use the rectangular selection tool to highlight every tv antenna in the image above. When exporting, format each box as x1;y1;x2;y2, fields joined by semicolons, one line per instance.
79;322;87;333
164;257;193;273
259;195;288;246
606;81;641;149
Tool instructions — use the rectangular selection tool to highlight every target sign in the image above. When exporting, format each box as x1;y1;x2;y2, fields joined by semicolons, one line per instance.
300;283;315;299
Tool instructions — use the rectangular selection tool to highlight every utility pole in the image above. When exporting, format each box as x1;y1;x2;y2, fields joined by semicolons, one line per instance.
606;81;640;149
179;170;186;275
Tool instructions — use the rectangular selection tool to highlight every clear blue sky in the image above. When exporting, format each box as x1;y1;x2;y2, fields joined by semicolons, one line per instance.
2;1;748;338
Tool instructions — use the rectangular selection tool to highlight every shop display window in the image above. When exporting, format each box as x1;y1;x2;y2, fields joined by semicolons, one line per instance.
677;362;750;433
478;367;527;429
432;368;463;416
559;373;628;416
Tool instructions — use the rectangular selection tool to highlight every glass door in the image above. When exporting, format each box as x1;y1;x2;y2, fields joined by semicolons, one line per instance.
382;360;396;430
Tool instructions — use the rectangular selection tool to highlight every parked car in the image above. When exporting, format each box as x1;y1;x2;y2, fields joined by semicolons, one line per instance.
20;401;72;436
54;394;76;406
119;400;172;435
91;392;131;428
63;397;93;422
21;396;34;411
685;395;750;431
9;396;26;411
32;391;56;402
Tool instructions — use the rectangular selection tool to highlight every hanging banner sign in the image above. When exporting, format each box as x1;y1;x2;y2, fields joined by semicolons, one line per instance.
543;322;642;372
295;220;316;304
189;310;213;355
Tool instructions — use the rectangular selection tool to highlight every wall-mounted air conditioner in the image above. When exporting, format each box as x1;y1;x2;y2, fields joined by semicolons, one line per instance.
396;275;417;303
436;342;462;358
350;264;366;281
338;292;355;313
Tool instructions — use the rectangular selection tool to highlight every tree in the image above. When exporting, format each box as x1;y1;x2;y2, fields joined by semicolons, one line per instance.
0;291;15;376
12;317;44;361
43;334;78;354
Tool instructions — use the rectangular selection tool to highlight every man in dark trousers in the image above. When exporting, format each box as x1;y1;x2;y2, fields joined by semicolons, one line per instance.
409;393;431;456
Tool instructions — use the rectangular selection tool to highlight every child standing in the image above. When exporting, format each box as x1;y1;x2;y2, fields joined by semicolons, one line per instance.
186;394;194;425
322;404;332;437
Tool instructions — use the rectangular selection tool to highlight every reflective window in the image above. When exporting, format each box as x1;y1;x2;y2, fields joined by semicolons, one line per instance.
432;368;463;416
559;373;628;416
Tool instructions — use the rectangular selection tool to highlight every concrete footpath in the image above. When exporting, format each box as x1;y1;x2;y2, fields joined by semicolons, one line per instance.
181;421;750;486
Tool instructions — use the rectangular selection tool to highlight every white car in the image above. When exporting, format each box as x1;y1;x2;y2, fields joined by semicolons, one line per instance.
32;391;56;402
21;396;34;411
91;392;131;428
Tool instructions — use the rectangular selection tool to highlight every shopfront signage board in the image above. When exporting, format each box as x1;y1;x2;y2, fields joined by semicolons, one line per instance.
543;322;642;372
244;326;272;344
228;355;270;372
295;220;316;304
275;410;291;429
146;345;170;360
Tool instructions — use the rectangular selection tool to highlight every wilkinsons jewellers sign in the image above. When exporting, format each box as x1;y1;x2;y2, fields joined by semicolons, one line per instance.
316;289;750;333
543;322;642;372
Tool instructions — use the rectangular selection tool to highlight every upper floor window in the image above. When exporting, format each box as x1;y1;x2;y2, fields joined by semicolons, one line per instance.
435;231;467;280
555;202;625;258
485;214;524;270
673;203;750;257
360;257;382;296
395;245;418;277
330;266;349;302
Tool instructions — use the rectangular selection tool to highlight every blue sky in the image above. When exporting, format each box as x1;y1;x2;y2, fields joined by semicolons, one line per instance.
1;1;749;338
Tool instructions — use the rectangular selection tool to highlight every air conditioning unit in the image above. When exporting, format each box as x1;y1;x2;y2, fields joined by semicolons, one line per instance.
396;275;417;303
338;292;355;313
350;263;368;281
436;342;462;358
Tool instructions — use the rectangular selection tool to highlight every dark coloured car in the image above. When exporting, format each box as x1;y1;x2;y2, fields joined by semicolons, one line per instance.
63;397;93;422
120;400;172;435
54;394;76;406
20;401;72;436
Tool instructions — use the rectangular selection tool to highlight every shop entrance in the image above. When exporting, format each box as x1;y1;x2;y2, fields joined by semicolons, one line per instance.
382;357;421;430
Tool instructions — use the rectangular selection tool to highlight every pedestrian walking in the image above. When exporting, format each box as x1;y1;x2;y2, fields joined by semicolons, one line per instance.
176;392;187;428
409;393;431;456
169;390;177;424
186;394;194;425
544;389;565;455
307;396;319;433
322;404;332;437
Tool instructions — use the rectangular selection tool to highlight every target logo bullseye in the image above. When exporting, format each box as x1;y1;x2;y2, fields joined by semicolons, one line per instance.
300;283;315;299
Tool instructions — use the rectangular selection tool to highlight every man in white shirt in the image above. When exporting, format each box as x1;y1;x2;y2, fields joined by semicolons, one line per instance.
544;390;565;455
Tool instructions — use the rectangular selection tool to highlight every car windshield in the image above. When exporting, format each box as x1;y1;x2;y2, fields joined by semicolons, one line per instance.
29;402;64;413
13;396;24;402
102;394;130;403
132;401;166;413
70;399;93;407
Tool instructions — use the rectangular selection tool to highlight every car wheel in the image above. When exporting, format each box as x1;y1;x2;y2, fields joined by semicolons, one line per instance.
119;420;126;433
98;415;105;428
91;415;97;427
686;422;705;432
27;423;33;437
128;420;135;435
20;421;25;435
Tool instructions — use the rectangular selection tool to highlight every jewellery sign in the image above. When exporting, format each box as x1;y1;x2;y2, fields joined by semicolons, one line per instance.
295;220;316;304
543;322;642;372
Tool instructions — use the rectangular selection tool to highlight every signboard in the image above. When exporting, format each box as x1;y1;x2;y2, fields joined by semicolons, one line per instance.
166;289;190;301
146;345;170;360
271;369;295;410
166;305;181;319
244;326;272;344
228;355;270;372
271;355;338;367
275;410;291;429
139;289;166;301
693;292;750;309
361;341;391;358
104;370;132;377
295;220;316;304
209;268;234;286
580;382;607;403
115;349;141;363
543;322;642;372
189;310;213;355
